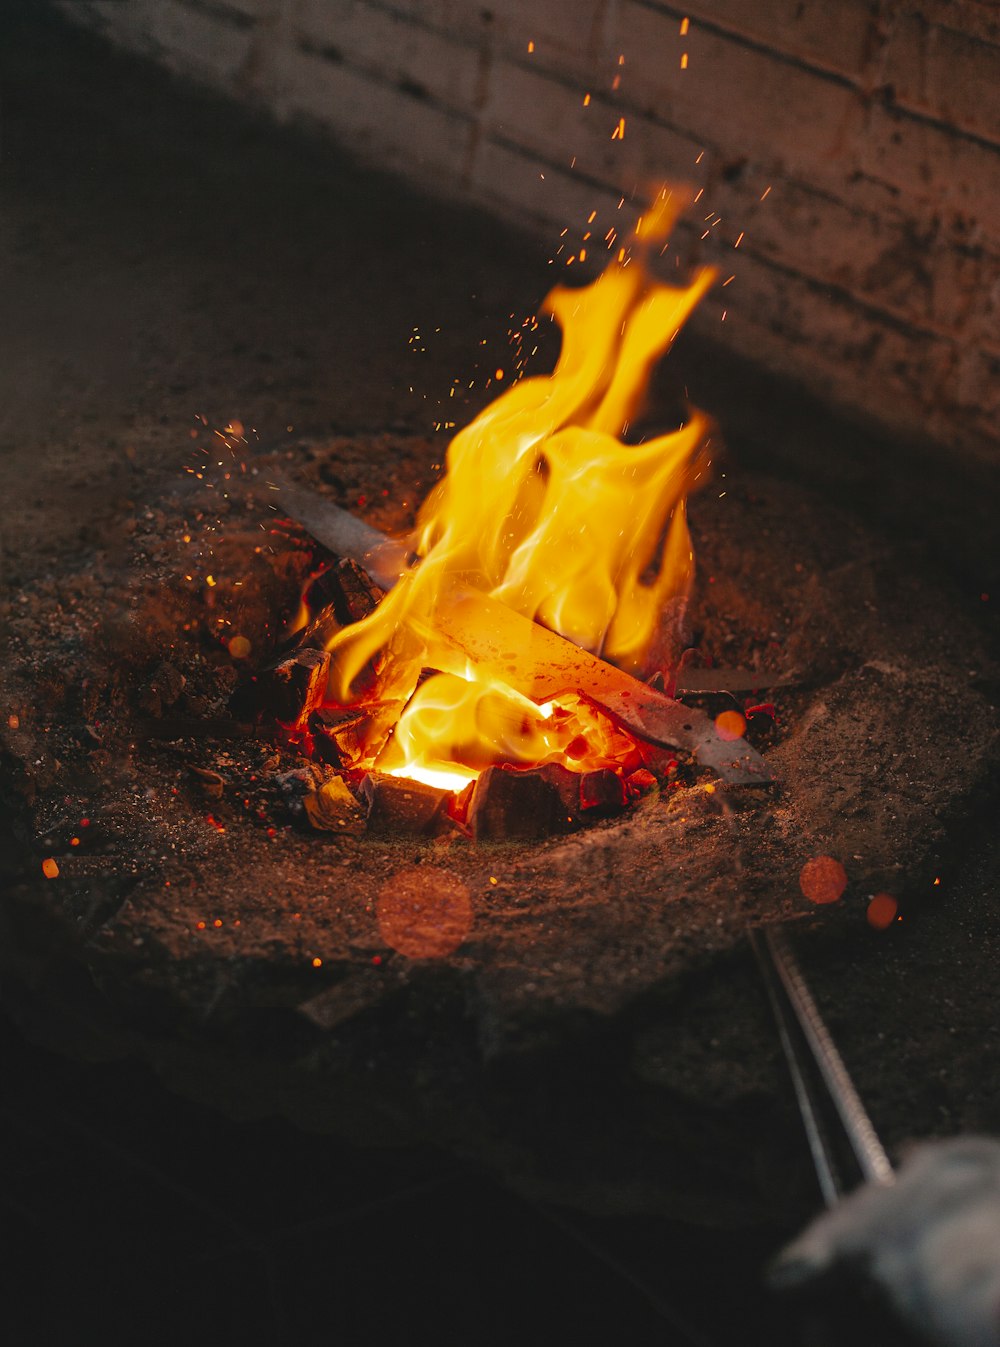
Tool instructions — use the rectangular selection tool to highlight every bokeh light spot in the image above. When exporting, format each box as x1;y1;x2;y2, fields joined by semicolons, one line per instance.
228;634;252;659
867;893;898;930
799;854;847;905
41;857;59;879
715;709;747;742
377;867;473;959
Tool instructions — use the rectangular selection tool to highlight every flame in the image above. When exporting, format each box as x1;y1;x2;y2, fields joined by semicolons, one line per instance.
319;189;716;787
376;668;638;789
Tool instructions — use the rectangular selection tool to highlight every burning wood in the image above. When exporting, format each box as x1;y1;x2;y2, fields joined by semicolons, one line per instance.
269;496;771;789
252;192;774;839
360;772;449;836
256;647;330;726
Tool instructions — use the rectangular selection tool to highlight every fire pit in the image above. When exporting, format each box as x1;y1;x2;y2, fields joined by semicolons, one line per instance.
242;194;770;854
3;4;1000;1239
4;395;997;1223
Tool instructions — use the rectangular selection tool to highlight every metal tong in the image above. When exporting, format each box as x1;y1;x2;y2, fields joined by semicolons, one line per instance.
750;924;895;1208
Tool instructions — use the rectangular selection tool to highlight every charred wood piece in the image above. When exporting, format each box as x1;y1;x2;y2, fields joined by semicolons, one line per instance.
324;557;385;625
273;495;773;786
360;772;449;836
304;776;366;835
466;764;579;840
190;765;225;800
467;762;630;840
467;765;559;842
625;766;659;797
579;767;627;815
257;649;330;726
296;557;386;651
310;700;401;769
273;763;328;819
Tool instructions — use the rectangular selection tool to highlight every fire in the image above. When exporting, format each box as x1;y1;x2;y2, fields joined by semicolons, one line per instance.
315;189;717;789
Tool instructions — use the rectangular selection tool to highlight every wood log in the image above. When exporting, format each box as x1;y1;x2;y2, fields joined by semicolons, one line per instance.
297;557;386;650
256;648;330;726
310;700;401;769
467;765;563;842
270;496;773;786
579;767;627;815
360;772;449;835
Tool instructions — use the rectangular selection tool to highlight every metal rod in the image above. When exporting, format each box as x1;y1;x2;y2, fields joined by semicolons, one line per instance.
749;927;842;1208
262;476;412;590
763;925;894;1191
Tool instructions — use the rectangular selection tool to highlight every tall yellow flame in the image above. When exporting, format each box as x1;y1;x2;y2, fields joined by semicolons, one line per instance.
322;189;717;786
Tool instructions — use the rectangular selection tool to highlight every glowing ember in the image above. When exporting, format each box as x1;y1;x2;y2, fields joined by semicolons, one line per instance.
309;189;717;790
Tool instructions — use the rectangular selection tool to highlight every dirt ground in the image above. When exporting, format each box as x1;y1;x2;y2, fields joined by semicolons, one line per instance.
2;6;999;1343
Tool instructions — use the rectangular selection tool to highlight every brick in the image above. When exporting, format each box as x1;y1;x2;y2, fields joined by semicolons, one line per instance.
670;0;872;81
91;0;256;83
884;14;1000;145
690;175;1000;345
643;3;1000;149
900;1;1000;48
465;136;626;239
624;6;869;185
692;247;988;454
277;46;473;176
475;55;700;199
860;102;1000;234
389;0;611;69
954;346;1000;445
293;0;485;115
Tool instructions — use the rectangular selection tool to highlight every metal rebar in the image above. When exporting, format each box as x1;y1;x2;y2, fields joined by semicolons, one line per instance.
762;925;894;1191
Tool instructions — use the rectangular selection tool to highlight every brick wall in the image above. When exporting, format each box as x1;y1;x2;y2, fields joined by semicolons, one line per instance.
63;0;1000;461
